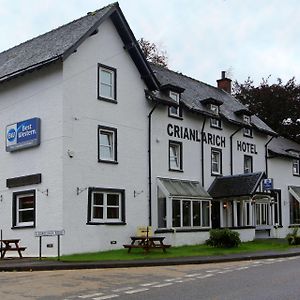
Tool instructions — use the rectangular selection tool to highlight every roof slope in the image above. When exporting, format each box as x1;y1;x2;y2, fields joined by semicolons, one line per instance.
151;64;276;136
0;2;158;89
208;172;265;199
268;136;300;159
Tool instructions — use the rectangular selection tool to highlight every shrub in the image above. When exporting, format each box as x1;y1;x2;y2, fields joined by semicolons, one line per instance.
286;227;300;245
206;228;241;248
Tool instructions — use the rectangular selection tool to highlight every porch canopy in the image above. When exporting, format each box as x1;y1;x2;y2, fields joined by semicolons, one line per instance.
208;172;268;200
289;186;300;203
157;177;212;200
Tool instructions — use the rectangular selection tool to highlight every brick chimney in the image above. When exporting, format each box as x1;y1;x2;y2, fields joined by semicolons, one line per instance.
217;71;231;94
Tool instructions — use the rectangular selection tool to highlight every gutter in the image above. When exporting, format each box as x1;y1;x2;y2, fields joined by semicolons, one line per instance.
148;103;160;226
230;127;242;175
264;136;275;177
201;118;207;187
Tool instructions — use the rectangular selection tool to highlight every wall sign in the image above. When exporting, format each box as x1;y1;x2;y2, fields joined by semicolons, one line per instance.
237;140;258;154
6;118;41;152
263;178;273;191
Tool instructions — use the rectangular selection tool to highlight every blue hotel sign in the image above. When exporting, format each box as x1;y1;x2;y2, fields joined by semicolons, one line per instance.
6;118;41;152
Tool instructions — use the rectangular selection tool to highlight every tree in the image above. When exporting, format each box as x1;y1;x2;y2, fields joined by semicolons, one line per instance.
233;77;300;142
138;38;168;67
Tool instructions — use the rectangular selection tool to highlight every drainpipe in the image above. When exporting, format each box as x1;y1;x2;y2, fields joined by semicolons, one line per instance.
148;103;160;226
264;136;275;178
201;117;207;187
230;127;242;175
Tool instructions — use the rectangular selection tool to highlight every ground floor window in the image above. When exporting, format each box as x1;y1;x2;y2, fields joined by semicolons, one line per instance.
12;190;35;228
172;199;211;228
290;195;300;225
88;188;125;224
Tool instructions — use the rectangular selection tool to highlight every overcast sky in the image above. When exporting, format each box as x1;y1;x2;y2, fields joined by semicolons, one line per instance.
0;0;299;86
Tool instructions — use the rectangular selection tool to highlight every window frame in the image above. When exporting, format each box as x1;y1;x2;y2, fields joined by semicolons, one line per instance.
210;104;222;129
244;155;253;174
87;187;125;225
168;91;182;119
12;190;36;228
211;148;222;176
98;125;118;163
243;115;253;137
293;159;300;176
169;140;183;172
97;63;117;103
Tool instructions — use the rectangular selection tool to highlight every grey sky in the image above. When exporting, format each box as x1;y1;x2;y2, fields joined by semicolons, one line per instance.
0;0;299;86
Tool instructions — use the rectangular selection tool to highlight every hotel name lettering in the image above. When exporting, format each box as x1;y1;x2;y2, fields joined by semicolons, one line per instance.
167;124;258;154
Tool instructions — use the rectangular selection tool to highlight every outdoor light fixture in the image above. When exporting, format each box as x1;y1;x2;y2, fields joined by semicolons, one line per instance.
223;202;227;209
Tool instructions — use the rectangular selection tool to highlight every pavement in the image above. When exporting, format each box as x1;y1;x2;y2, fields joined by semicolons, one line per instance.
1;247;300;272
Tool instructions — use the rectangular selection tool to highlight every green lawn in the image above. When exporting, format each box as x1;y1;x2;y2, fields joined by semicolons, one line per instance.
58;239;295;262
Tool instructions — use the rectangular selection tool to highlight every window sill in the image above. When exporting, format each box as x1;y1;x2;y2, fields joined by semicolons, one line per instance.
243;133;253;138
211;173;222;177
98;159;118;164
155;227;211;234
292;174;300;177
168;114;183;120
98;96;117;104
210;124;222;130
12;225;35;230
221;226;255;230
87;222;126;226
169;168;183;173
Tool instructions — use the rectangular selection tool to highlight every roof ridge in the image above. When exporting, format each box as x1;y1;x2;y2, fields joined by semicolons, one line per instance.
0;2;117;56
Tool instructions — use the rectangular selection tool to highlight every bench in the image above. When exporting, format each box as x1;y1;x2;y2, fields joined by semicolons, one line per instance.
123;236;171;253
0;239;26;259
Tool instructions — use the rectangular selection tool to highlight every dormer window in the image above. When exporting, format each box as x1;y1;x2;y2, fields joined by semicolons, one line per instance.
293;159;300;176
210;104;221;129
243;115;252;137
168;91;182;118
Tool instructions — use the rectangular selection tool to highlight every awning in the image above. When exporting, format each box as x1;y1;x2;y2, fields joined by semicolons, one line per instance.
157;177;212;200
289;186;300;203
208;172;265;199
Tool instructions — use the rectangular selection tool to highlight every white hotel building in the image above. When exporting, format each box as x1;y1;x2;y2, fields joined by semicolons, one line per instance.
0;3;299;256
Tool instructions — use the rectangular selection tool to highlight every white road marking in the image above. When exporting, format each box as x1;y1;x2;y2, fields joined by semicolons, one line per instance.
124;288;149;294
218;270;233;274
78;293;104;298
184;273;202;277
235;266;249;270
206;269;220;273
140;282;160;287
93;295;119;300
153;283;174;288
197;274;214;279
112;287;133;292
165;277;182;282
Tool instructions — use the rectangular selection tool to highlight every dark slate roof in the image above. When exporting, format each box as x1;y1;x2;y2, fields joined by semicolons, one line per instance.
208;172;265;199
268;136;300;159
0;2;158;90
150;64;276;136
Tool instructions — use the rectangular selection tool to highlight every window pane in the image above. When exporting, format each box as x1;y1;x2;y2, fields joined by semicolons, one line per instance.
100;84;113;99
100;131;113;160
169;106;178;115
158;197;167;228
93;207;103;219
93;193;103;205
183;201;191;227
192;201;201;226
101;69;112;85
172;200;181;227
107;207;119;219
107;194;119;206
212;151;220;174
202;201;210;227
291;197;300;224
19;210;34;223
19;196;34;209
170;144;180;169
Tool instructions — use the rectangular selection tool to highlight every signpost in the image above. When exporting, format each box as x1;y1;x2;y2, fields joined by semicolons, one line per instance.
35;230;65;260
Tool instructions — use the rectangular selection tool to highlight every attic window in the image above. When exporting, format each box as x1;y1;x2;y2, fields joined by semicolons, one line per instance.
210;104;221;129
168;91;182;119
98;64;117;103
243;115;252;137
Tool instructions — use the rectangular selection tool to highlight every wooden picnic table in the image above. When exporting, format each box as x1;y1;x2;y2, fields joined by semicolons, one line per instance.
0;239;26;259
123;236;171;253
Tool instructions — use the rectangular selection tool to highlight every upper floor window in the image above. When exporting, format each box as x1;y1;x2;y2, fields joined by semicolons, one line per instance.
244;155;253;174
88;188;125;224
293;159;300;176
243;115;252;137
210;104;222;129
168;92;182;118
169;141;183;171
98;126;117;163
13;190;35;228
98;64;117;102
211;148;222;175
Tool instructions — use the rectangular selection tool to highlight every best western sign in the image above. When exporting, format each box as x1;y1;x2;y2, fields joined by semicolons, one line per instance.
6;118;41;152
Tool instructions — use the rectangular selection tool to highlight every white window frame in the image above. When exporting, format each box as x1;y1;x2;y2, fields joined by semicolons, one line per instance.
89;189;124;224
168;91;181;118
211;148;222;175
169;141;182;171
293;159;300;176
98;64;116;101
98;126;117;163
13;191;35;227
243;115;253;137
210;104;221;128
244;155;253;174
172;199;211;228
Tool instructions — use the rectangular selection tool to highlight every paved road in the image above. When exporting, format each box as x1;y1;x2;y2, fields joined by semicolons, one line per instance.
0;256;300;299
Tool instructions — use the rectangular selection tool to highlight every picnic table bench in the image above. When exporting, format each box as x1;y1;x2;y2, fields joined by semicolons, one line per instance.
123;236;171;253
0;239;26;259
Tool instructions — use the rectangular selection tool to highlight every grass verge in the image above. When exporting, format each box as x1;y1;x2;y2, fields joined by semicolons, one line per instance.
57;239;295;262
